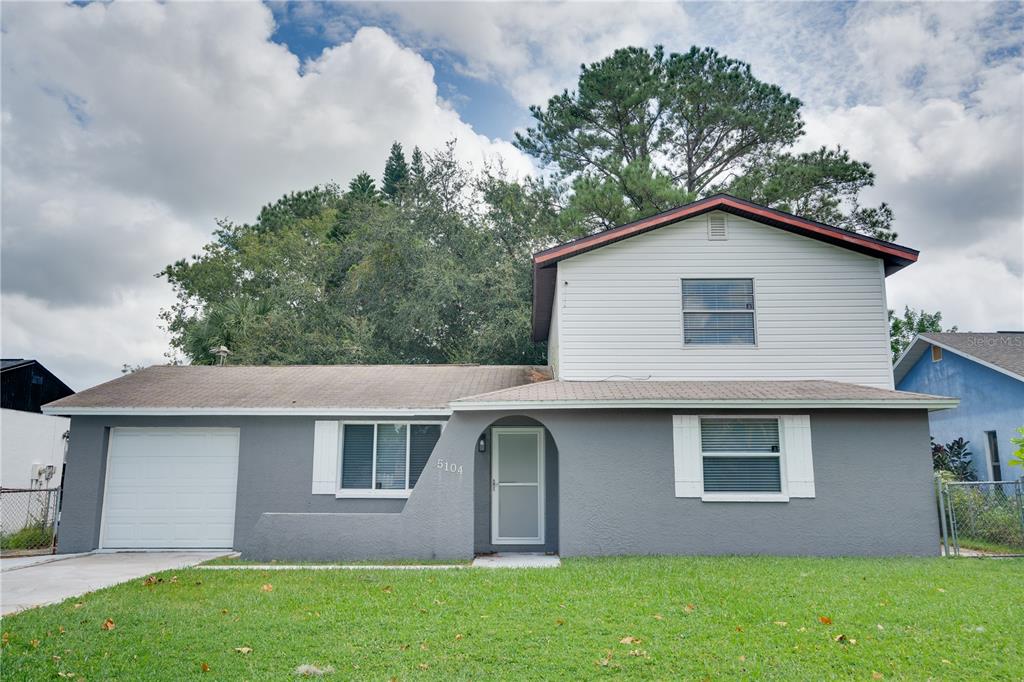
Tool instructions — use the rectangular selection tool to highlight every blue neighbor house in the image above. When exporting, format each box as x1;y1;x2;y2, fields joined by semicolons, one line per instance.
895;332;1024;481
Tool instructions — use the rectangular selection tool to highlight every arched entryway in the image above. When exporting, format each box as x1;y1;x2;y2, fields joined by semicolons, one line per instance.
473;416;559;555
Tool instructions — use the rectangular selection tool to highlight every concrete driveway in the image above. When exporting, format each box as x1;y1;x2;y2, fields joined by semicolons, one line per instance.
1;551;228;616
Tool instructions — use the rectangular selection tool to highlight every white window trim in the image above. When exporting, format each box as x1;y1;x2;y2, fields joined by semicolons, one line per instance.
680;277;758;348
336;420;446;499
698;415;788;502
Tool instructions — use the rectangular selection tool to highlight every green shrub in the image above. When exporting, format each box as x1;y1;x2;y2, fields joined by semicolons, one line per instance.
0;525;55;551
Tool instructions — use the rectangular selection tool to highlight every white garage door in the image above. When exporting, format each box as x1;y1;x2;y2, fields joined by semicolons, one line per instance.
101;428;239;549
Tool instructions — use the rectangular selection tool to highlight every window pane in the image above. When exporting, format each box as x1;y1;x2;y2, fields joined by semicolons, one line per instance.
701;419;780;453
409;424;442;487
375;423;407;490
684;312;755;345
703;456;782;493
682;279;754;310
341;424;373;489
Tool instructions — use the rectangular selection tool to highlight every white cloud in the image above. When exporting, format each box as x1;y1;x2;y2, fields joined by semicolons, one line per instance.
1;1;534;389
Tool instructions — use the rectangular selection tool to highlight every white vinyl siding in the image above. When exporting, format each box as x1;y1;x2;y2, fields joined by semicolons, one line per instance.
673;414;815;502
552;212;894;388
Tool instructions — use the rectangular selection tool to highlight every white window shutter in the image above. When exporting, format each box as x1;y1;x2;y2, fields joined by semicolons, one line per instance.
781;415;815;498
673;415;702;497
312;420;340;494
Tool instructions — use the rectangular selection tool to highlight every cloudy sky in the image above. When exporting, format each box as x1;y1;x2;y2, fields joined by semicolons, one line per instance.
2;1;1022;390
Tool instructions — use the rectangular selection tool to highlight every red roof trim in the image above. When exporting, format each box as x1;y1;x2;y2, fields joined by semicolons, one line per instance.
534;195;919;267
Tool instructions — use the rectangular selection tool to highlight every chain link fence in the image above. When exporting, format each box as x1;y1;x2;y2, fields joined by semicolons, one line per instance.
0;488;61;556
937;477;1024;556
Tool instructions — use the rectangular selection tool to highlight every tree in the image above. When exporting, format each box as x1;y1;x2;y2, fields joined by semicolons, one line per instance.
160;141;570;367
1010;427;1024;470
347;171;378;200
888;306;957;361
516;45;893;237
381;141;409;199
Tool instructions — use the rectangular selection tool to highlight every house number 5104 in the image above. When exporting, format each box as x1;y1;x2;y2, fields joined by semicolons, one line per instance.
436;459;463;475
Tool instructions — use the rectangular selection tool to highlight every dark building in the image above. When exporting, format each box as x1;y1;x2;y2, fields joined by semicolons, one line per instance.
1;359;75;413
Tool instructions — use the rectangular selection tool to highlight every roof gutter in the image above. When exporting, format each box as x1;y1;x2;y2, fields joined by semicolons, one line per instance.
42;406;454;417
450;398;959;412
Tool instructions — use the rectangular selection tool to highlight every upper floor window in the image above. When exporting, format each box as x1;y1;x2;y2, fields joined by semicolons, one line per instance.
682;279;756;345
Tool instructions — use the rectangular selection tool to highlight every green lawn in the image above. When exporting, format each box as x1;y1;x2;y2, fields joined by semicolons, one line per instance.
2;557;1019;680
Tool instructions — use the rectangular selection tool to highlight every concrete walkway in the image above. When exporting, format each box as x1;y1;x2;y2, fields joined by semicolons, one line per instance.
472;553;561;568
1;551;227;616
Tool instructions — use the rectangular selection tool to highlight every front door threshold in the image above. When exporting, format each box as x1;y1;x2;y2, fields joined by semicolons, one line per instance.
472;553;560;568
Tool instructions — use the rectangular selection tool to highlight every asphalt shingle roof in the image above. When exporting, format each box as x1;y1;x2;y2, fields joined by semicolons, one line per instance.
44;365;550;412
453;379;953;406
920;332;1024;379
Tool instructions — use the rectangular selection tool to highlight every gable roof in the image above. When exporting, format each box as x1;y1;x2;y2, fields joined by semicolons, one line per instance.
531;194;920;341
893;332;1024;384
42;364;550;416
452;379;957;411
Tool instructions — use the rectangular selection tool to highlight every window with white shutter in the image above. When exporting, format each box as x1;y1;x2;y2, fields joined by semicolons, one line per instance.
672;414;815;501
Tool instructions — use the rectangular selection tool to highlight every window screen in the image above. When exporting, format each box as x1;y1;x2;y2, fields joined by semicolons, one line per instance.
341;424;373;489
374;424;407;490
700;418;782;494
682;279;755;345
409;424;442;487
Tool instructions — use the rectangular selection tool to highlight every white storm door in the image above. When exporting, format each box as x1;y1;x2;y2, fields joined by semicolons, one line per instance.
101;427;239;549
491;427;545;545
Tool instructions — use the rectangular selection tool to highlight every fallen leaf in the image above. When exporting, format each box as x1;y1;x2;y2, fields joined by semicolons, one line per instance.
774;621;788;627
73;603;84;609
941;659;952;665
260;584;273;592
653;614;664;621
234;646;253;654
555;618;565;626
877;624;884;630
684;604;696;613
418;663;429;671
399;644;410;651
454;634;463;641
619;636;642;644
628;649;650;658
420;642;428;651
142;575;160;587
833;634;856;645
382;585;393;594
170;576;178;584
738;655;746;662
819;616;833;625
200;662;210;672
30;639;40;648
595;650;615;667
872;673;884;680
735;626;743;632
798;627;807;632
936;588;945;593
221;609;229;615
58;626;66;634
101;618;115;631
53;655;62;662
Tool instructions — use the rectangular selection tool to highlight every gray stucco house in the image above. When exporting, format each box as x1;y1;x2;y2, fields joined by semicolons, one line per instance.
45;195;957;559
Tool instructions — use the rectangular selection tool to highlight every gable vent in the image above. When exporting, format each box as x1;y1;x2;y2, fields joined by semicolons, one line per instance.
707;214;728;240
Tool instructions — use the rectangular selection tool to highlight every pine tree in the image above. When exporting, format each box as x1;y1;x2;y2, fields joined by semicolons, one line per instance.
410;146;425;180
348;171;378;200
381;141;409;198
